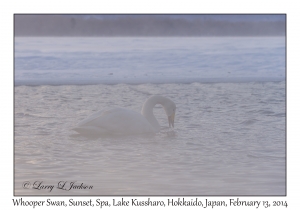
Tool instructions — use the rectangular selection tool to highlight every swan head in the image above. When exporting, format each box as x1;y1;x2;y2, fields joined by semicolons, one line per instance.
163;100;176;128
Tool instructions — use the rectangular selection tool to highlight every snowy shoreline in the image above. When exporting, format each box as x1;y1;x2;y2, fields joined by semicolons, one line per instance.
14;77;285;86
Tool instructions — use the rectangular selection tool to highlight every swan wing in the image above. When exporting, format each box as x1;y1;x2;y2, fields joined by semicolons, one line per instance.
77;108;113;127
74;108;155;135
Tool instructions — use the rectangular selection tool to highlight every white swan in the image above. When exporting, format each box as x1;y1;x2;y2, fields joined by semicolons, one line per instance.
73;95;176;136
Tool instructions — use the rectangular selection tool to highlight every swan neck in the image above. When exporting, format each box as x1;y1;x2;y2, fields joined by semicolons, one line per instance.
141;96;170;132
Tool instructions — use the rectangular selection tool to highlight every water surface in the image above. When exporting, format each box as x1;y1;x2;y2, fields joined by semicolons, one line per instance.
15;82;285;195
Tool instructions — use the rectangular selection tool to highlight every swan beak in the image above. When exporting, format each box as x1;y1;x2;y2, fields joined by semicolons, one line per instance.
168;113;175;128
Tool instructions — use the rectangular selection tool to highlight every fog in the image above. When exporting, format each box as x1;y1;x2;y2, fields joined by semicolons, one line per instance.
14;14;285;37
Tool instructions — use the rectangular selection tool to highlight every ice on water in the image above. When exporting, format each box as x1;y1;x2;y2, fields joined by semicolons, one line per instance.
15;37;285;85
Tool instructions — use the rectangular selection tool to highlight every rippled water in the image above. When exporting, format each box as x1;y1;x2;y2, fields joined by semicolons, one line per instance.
15;82;285;195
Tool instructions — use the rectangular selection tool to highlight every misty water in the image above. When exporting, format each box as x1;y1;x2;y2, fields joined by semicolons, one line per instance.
14;37;285;195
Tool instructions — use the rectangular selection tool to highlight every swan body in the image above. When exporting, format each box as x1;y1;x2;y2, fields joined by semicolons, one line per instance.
73;95;176;136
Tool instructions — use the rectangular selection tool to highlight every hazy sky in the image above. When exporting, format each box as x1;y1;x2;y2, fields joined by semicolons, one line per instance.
15;14;286;37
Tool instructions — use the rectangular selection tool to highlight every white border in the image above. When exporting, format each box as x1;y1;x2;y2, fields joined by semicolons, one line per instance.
2;0;298;209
